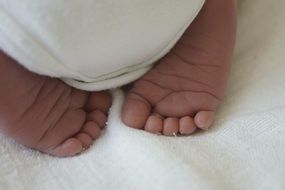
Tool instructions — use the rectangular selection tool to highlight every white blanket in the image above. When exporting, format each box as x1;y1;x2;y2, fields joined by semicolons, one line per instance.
1;0;285;189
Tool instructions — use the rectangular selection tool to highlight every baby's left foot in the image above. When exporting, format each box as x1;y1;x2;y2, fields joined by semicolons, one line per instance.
122;0;236;135
0;51;112;157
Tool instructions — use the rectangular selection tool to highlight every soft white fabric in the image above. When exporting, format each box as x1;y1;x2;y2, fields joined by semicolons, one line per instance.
0;0;204;91
1;0;285;189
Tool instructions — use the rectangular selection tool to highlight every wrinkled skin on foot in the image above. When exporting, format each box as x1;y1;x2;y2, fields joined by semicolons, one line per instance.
0;52;112;157
122;0;237;135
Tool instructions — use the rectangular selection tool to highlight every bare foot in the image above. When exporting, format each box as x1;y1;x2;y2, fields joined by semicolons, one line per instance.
0;51;112;157
122;0;237;135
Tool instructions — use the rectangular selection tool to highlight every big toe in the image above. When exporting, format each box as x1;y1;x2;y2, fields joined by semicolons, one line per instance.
46;138;83;157
122;93;152;129
45;122;102;157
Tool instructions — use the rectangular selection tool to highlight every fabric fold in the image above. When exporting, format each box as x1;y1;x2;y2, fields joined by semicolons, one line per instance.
0;0;205;90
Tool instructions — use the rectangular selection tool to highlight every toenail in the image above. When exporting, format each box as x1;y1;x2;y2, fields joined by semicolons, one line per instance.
195;111;215;130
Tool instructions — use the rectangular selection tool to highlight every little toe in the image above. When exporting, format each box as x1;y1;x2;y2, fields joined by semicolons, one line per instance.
87;110;107;129
46;138;83;157
122;93;151;129
86;91;112;113
82;121;101;139
145;114;163;134
194;111;215;130
163;118;179;136
179;116;197;135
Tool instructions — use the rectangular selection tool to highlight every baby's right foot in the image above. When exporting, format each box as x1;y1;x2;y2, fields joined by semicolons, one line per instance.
0;51;112;157
122;0;236;135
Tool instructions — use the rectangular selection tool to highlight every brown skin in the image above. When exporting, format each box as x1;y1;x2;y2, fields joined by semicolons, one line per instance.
0;52;112;157
0;0;236;157
122;0;237;135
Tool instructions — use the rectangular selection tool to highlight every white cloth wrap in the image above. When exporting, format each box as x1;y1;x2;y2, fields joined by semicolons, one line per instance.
0;0;204;91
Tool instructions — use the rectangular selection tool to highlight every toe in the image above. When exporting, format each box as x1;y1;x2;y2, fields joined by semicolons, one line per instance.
46;138;83;157
75;133;93;149
194;111;215;130
145;114;163;134
122;93;151;129
35;109;87;152
70;89;89;109
87;110;108;129
82;121;101;139
163;118;179;136
45;122;100;157
179;116;197;135
86;91;112;113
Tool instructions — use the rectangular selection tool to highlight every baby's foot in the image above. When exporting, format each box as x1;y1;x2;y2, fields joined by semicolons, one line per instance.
122;0;236;135
0;52;112;157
